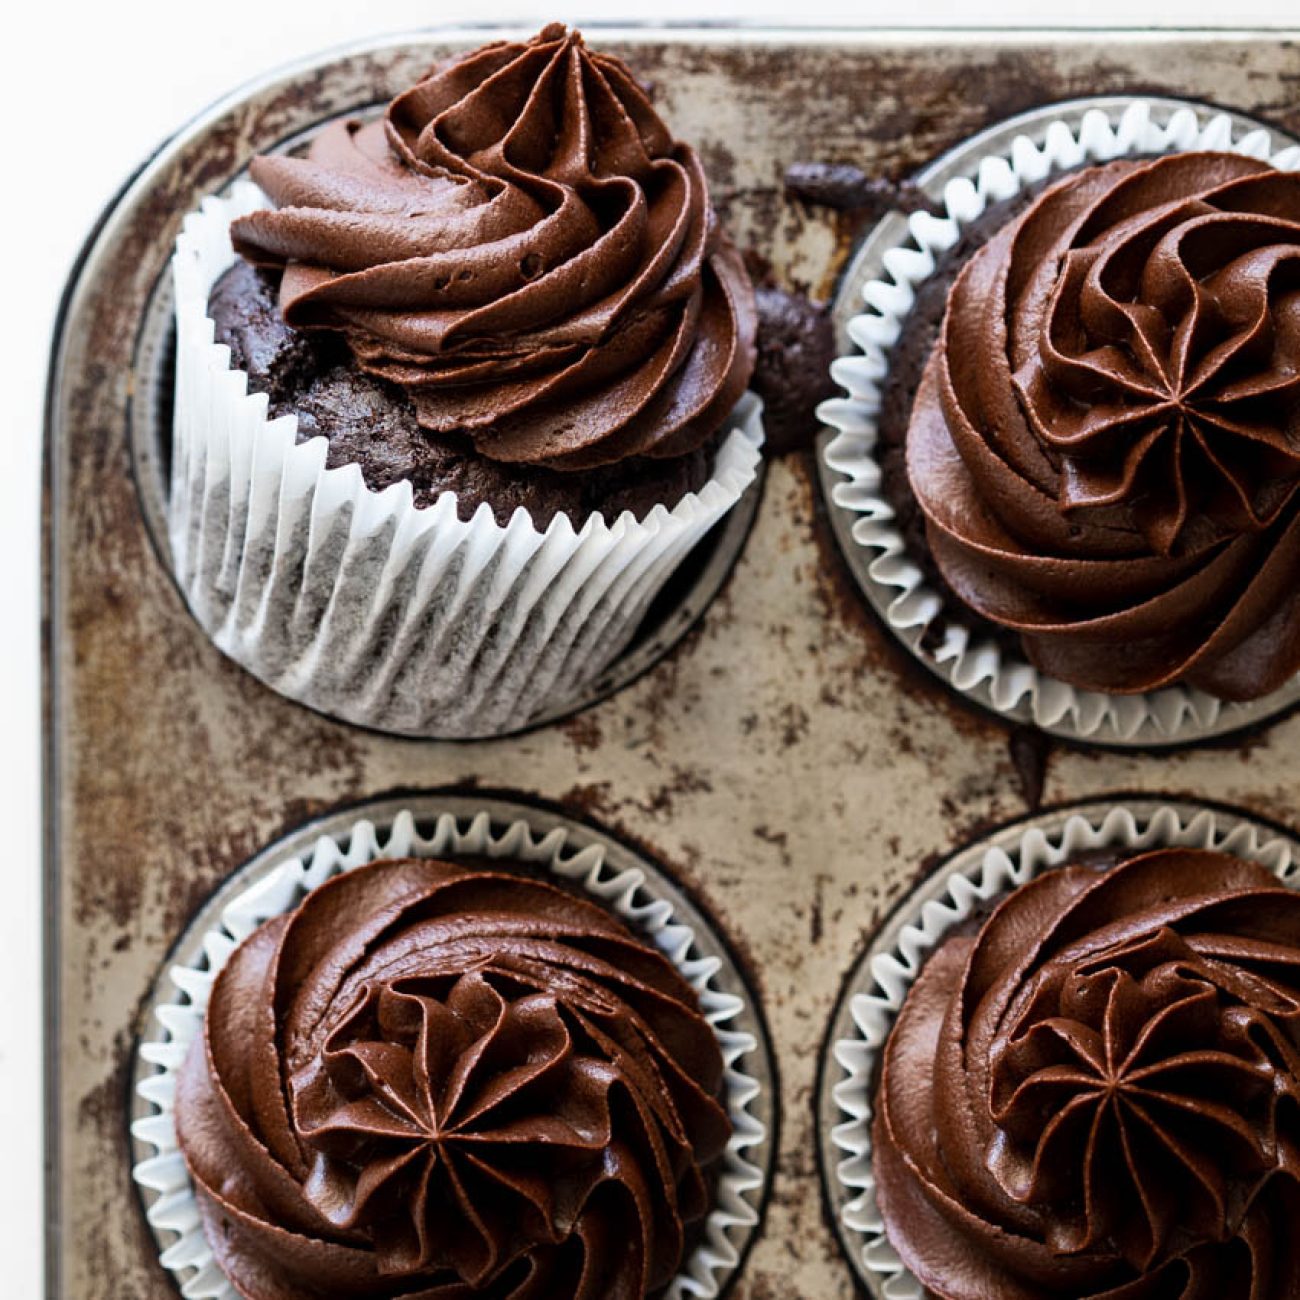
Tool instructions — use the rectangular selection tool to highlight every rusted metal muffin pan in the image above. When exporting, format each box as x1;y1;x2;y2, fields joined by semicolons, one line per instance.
43;24;1300;1300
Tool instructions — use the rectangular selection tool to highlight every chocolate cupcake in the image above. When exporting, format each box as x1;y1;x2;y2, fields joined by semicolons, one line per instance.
823;800;1300;1298
171;26;764;738
820;100;1300;743
131;805;771;1299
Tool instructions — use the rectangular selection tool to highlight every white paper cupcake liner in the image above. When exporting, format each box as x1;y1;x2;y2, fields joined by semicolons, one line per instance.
819;99;1300;745
170;183;764;739
824;799;1300;1299
131;803;771;1300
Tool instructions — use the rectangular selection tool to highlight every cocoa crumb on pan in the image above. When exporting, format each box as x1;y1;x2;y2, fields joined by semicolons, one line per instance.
750;285;839;457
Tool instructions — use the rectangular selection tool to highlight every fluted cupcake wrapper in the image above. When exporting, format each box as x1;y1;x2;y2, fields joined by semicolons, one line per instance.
171;183;764;739
131;805;770;1300
819;100;1300;745
826;800;1300;1300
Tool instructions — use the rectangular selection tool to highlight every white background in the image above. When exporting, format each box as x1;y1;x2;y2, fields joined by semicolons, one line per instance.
3;1;1296;1294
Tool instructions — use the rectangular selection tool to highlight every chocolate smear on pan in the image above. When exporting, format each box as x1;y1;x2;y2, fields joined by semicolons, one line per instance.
784;162;941;221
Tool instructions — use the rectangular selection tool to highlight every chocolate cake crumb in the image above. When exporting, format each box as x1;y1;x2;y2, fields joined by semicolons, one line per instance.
751;286;838;456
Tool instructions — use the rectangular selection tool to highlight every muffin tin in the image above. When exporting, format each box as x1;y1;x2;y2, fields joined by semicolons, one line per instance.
43;23;1300;1300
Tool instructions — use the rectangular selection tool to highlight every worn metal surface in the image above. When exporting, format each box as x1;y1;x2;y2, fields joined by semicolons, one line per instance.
45;25;1300;1300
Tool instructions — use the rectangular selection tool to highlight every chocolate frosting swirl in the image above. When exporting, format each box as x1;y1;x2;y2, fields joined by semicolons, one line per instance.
873;847;1300;1299
229;25;757;471
174;857;730;1298
907;153;1300;698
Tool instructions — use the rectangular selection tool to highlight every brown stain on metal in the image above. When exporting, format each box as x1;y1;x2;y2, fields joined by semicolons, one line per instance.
777;703;810;749
557;712;604;755
632;763;715;817
559;780;619;823
753;825;793;873
46;29;1300;1300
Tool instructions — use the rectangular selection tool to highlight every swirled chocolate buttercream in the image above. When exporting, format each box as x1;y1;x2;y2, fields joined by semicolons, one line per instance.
907;152;1300;698
229;24;756;471
874;847;1300;1298
174;857;730;1298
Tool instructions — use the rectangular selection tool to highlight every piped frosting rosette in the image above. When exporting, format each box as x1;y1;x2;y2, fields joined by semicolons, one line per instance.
230;26;757;469
169;28;763;740
131;804;770;1299
824;800;1300;1299
820;100;1300;744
